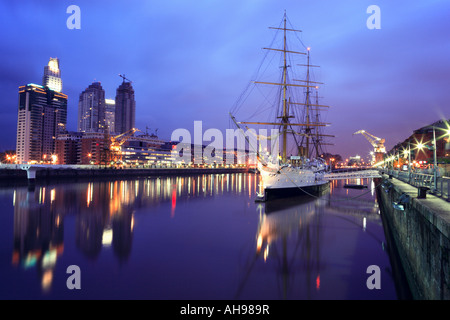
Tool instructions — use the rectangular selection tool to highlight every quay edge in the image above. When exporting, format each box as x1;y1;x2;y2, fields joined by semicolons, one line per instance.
375;175;450;300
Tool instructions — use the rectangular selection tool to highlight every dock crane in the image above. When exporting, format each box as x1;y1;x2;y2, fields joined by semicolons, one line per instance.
353;130;386;164
110;128;141;163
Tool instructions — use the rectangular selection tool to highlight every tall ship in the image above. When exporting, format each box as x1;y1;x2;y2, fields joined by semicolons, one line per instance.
230;13;333;201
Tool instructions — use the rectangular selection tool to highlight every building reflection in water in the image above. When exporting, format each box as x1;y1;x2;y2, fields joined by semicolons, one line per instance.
12;187;64;292
11;173;258;292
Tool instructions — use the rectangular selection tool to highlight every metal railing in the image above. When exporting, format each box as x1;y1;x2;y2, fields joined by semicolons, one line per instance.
382;168;450;201
325;168;381;180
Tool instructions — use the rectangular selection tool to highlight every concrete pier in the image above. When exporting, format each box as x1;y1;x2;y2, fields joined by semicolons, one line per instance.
20;165;38;187
376;175;449;300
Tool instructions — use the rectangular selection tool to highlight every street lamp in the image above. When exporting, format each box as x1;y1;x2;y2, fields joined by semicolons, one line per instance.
407;141;411;182
430;126;450;192
417;142;424;150
416;125;450;192
432;127;437;192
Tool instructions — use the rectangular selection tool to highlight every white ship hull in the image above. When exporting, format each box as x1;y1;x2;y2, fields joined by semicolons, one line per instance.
257;161;329;201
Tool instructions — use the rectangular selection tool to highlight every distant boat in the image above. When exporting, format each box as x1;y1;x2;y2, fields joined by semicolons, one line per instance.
230;12;332;201
344;184;368;189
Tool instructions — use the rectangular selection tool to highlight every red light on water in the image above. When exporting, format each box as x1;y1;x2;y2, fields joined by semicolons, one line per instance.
171;188;176;218
316;274;320;290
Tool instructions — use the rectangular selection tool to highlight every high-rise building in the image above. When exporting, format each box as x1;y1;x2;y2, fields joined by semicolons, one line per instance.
105;98;116;134
115;80;135;134
42;58;62;92
77;82;106;133
55;131;82;164
16;83;68;164
80;132;107;165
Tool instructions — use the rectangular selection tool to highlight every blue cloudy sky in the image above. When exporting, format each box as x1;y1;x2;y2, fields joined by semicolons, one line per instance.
0;0;449;159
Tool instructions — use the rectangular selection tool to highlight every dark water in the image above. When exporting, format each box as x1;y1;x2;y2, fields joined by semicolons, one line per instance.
0;173;407;299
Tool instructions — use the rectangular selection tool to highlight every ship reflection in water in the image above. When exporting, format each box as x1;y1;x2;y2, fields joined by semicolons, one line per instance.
1;174;404;299
237;197;321;300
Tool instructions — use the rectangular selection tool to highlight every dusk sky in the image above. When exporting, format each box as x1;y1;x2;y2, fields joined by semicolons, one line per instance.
1;0;449;160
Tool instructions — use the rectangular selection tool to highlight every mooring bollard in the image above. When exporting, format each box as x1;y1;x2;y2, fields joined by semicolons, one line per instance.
417;186;429;199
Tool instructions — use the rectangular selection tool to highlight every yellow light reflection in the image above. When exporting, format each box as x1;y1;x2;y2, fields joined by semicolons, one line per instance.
42;249;57;269
86;183;93;207
102;228;113;246
263;246;269;262
41;270;53;291
257;234;263;252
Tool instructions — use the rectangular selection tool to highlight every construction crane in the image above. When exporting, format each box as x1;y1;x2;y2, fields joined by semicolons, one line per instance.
119;74;132;83
110;128;141;163
353;130;386;164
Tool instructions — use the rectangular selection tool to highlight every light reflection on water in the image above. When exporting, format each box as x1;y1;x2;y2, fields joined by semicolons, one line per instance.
0;174;405;299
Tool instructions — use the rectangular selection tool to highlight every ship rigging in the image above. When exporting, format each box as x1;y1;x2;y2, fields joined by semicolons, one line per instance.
230;12;333;201
230;13;333;163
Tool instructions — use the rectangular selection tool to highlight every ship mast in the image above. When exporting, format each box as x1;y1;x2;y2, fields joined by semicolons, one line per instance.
281;15;288;162
305;49;311;157
235;13;331;163
294;48;335;158
315;89;320;157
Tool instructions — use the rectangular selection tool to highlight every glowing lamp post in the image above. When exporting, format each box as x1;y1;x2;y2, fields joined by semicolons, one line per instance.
431;126;450;192
404;141;411;182
432;128;437;192
416;126;450;192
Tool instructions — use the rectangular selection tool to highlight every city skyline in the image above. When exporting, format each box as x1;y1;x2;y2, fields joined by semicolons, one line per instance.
78;81;106;133
16;83;68;164
115;79;136;135
1;1;450;159
42;57;62;93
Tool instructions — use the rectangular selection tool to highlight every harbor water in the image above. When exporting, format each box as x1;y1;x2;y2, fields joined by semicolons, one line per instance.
0;173;409;299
